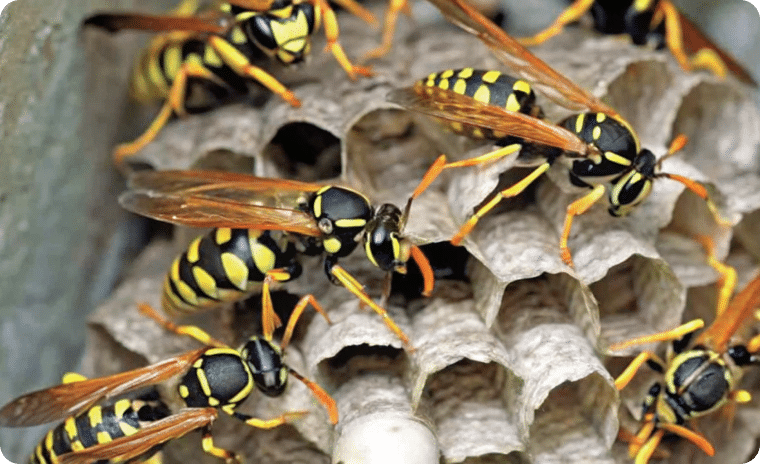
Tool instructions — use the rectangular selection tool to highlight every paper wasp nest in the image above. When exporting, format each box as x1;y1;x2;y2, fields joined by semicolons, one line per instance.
82;3;760;464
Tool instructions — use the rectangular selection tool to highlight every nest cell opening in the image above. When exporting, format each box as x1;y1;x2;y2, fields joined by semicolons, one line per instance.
263;122;341;181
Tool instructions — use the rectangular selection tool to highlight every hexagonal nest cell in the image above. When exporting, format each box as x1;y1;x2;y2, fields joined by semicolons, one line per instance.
28;1;760;464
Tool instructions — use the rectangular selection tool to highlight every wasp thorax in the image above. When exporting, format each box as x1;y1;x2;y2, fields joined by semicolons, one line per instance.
364;204;407;272
311;186;373;258
242;338;288;397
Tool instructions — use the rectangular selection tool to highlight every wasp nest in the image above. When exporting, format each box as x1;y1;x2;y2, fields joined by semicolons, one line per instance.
81;2;760;464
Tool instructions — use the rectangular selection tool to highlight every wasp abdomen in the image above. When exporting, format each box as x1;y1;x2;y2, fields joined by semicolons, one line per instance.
163;228;298;315
421;68;541;141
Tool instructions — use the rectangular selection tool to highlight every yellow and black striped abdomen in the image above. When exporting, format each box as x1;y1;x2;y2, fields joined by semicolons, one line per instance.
163;228;301;315
420;68;541;141
30;398;170;464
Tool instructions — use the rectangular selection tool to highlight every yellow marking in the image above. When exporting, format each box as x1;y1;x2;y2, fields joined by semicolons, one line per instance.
96;431;113;444
284;39;307;53
215;228;232;245
271;5;295;19
391;235;400;262
35;443;45;464
119;421;139;436
438;79;450;90
235;11;257;21
193;266;218;298
482;70;501;83
175;279;199;306
221;3;232;13
427;72;436;81
228;374;253;404
440;69;454;78
270;11;310;52
324;237;341;254
186;52;205;68
44;430;54;454
604;151;633;166
629;172;643;185
452;79;466;94
595;112;606;123
425;78;435;87
146;55;170;96
458;68;474;78
221;252;249;290
163;45;183;79
251;240;277;274
365;240;379;268
493;130;507;138
196;368;213;397
450;122;463;132
505;93;521;112
513;80;531;94
313;191;325;217
114;399;131;418
208;397;220;407
471;128;484;138
65;417;84;451
335;218;367;228
592;126;602;140
179;385;190;398
88;406;103;428
170;258;182;282
62;372;86;384
231;26;247;45
575;113;585;134
472;85;490;104
203;46;223;68
187;237;202;263
633;0;654;13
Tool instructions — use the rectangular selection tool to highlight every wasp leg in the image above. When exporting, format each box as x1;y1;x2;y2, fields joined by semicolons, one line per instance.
659;422;715;456
656;0;728;78
361;0;410;61
281;294;331;349
329;0;377;25
312;0;373;79
694;234;737;317
329;264;412;348
207;36;301;106
261;269;291;340
632;427;665;464
613;351;667;390
451;161;551;246
228;409;308;429
114;59;222;166
558;183;606;266
609;319;705;351
519;0;595;46
138;302;228;348
658;172;731;227
201;425;241;464
409;245;434;297
289;368;339;424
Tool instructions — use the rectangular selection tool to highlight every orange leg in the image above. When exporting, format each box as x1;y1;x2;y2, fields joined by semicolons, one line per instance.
410;245;434;297
113;60;220;167
451;161;550;246
280;294;331;349
313;0;372;79
362;0;409;61
330;264;411;348
558;183;605;267
289;368;339;424
519;0;596;46
613;351;667;391
328;0;377;25
694;234;736;317
659;173;732;227
201;426;241;464
137;302;228;348
261;269;294;340
231;409;308;429
609;319;705;351
658;422;715;456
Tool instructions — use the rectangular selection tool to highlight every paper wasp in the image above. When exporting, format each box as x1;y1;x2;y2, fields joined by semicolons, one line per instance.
119;169;435;347
610;238;760;463
0;302;337;464
388;0;728;267
518;0;756;85
83;0;375;167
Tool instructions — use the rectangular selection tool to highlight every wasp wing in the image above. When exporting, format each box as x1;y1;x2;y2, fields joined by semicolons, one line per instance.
677;9;756;86
0;349;206;427
122;170;324;235
696;274;760;352
424;0;621;117
57;408;218;464
389;85;592;156
83;13;227;34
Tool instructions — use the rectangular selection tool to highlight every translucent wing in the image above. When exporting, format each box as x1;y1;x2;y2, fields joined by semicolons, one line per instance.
57;408;219;464
83;13;226;34
121;170;324;235
388;85;594;156
0;349;206;427
677;9;756;86
697;274;760;352
424;0;621;117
